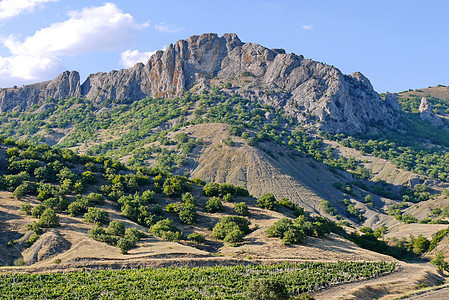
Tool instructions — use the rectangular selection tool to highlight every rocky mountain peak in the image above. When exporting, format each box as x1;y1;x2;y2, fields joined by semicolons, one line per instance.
0;33;400;134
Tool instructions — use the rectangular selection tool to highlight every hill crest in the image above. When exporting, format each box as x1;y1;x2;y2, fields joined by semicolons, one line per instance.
0;33;399;134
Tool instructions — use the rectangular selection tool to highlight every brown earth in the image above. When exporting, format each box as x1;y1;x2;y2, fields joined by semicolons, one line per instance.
398;86;449;101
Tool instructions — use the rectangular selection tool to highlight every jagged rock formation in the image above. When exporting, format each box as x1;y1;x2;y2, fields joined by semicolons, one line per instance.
419;97;443;127
0;71;80;113
0;33;400;134
385;93;402;112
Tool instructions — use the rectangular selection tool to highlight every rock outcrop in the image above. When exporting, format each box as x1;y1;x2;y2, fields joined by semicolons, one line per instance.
419;97;443;127
0;71;80;113
0;33;400;134
385;93;402;112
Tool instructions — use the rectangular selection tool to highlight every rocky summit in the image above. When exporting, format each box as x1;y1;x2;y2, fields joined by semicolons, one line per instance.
0;33;399;134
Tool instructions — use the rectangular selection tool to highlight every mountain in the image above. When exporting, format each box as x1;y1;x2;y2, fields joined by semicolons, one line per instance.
0;33;400;134
1;33;449;298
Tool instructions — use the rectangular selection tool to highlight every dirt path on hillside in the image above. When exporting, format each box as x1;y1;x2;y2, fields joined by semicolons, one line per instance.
314;262;444;300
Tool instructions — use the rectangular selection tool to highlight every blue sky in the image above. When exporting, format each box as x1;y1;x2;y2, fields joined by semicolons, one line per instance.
0;0;447;93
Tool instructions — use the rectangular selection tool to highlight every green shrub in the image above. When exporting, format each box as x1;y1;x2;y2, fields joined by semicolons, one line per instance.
245;278;288;300
117;237;133;254
14;258;26;266
13;181;38;200
257;193;277;210
20;203;32;215
413;235;430;255
223;228;244;246
84;207;109;225
31;204;46;218
150;219;180;239
38;208;59;228
211;216;250;240
205;196;223;213
223;193;233;202
106;220;125;236
319;200;337;216
234;202;249;216
178;203;197;225
24;233;40;248
187;232;205;243
81;171;96;184
266;218;305;245
181;192;196;205
431;251;449;272
163;175;189;197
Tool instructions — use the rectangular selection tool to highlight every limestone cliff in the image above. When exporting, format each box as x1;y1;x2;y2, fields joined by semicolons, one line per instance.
0;33;399;134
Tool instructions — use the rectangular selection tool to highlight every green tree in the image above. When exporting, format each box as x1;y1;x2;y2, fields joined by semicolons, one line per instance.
431;251;449;272
106;220;125;236
234;202;249;216
413;235;430;255
117;237;133;254
257;193;277;210
205;196;223;213
84;207;109;225
38;208;60;228
245;278;289;300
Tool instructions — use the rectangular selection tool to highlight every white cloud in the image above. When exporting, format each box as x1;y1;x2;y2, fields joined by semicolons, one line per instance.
154;22;183;33
0;2;148;87
302;24;315;31
0;0;58;21
5;2;148;57
0;55;62;86
120;49;155;68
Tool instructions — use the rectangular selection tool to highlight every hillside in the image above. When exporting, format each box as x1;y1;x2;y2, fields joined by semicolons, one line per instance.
1;33;449;298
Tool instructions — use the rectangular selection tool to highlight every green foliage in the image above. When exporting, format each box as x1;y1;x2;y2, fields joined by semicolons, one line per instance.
320;200;337;216
223;228;245;246
84;207;109;225
431;251;449;272
163;175;189;197
150;219;181;241
413;235;430;255
24;233;40;248
257;193;277;210
13;181;38;199
20;203;32;215
277;198;305;216
203;182;249;197
364;194;374;207
181;192;196;205
187;232;205;243
167;202;197;225
234;202;249;216
81;171;96;184
400;213;418;224
266;218;305;245
245;278;288;300
211;216;251;243
117;237;134;254
0;262;396;298
205;196;223;213
106;220;125;236
38;208;60;228
429;228;449;251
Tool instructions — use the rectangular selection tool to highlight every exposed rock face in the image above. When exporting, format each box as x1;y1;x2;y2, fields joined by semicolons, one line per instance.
0;33;399;133
385;93;402;112
419;97;443;127
0;71;80;113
